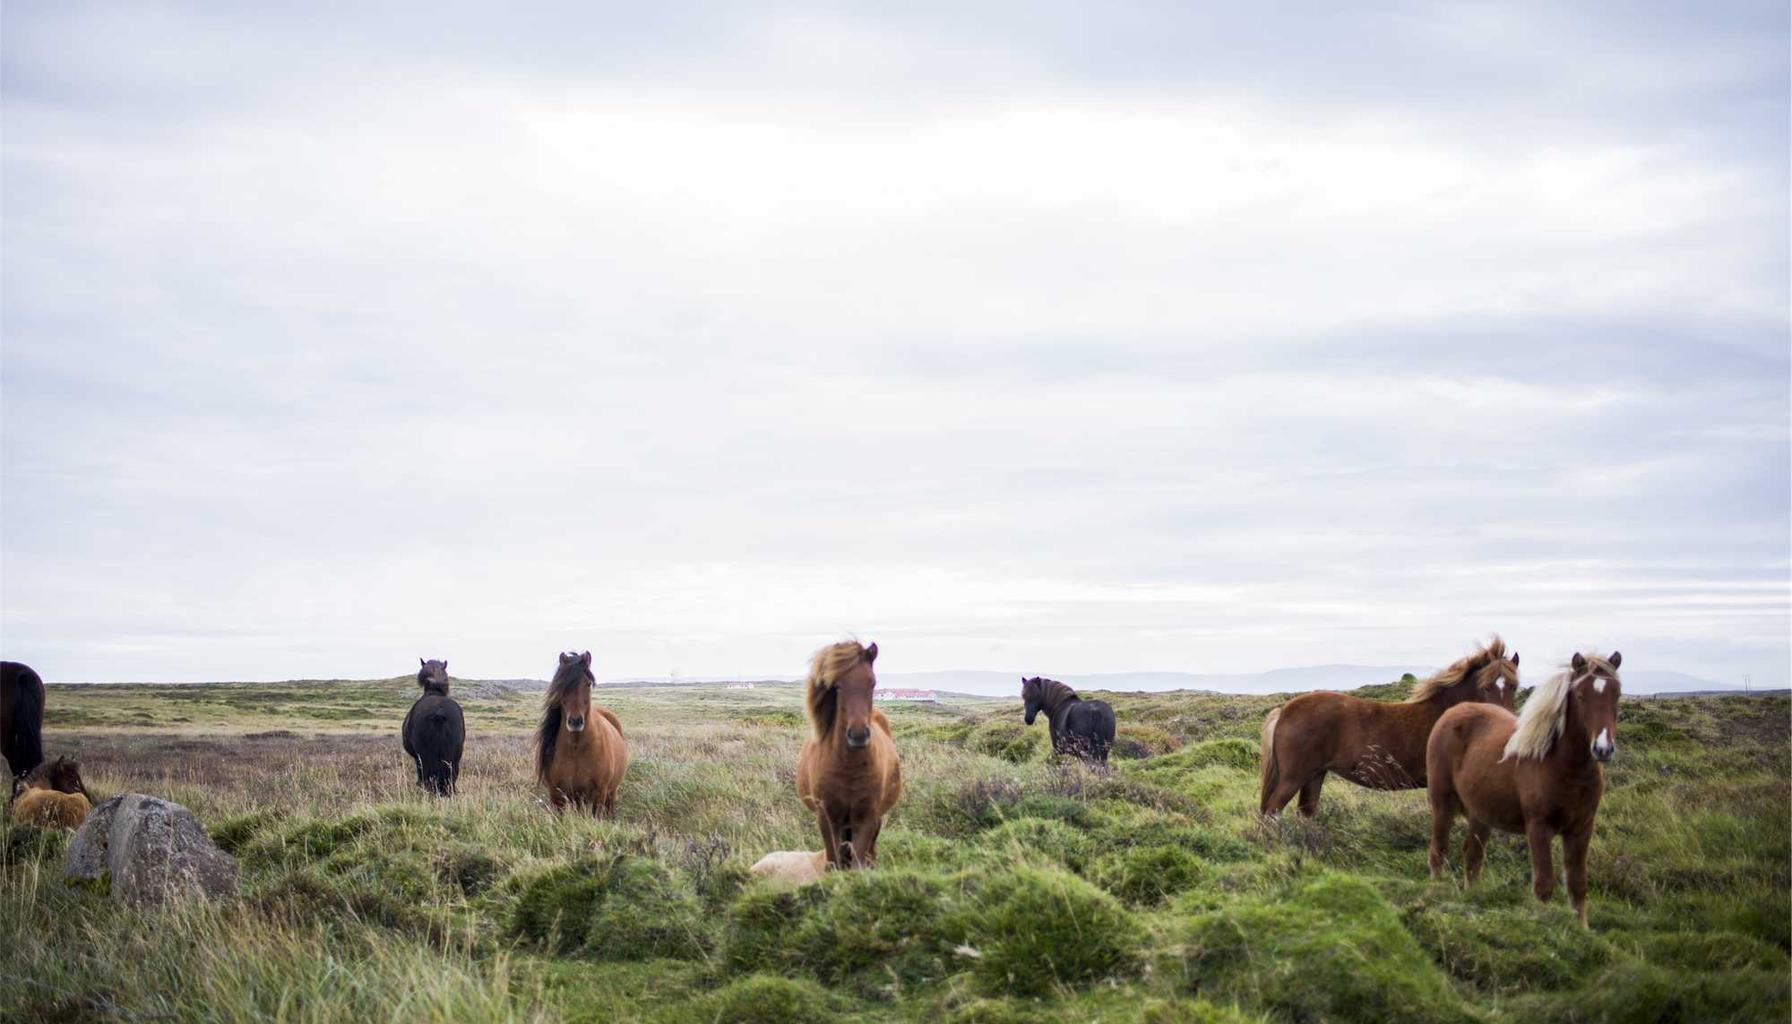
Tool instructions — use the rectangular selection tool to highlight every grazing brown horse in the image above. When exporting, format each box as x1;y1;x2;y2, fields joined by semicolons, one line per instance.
10;756;92;829
1427;652;1622;926
796;640;902;869
1259;637;1520;816
534;651;628;816
1;661;46;782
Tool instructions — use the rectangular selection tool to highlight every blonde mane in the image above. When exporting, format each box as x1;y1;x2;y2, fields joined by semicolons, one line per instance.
805;640;875;739
1407;636;1509;703
1503;653;1618;761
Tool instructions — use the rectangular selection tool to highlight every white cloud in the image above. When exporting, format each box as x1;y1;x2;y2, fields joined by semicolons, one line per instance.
2;4;1785;688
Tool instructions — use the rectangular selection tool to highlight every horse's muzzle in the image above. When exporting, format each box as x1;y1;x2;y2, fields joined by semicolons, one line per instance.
567;715;587;732
1591;728;1615;762
845;725;871;748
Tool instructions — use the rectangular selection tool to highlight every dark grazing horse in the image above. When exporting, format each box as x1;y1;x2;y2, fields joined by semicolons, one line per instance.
0;661;45;783
1258;637;1519;816
401;658;465;796
1021;677;1116;763
1428;652;1623;927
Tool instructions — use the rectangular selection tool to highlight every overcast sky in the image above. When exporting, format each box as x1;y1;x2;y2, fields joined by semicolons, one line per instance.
3;3;1787;687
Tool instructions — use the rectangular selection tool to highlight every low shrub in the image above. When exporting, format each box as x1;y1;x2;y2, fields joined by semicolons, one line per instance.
512;856;708;961
665;974;840;1024
950;865;1142;997
1181;874;1469;1024
976;817;1094;872
969;721;1045;764
795;869;952;989
1091;843;1207;906
1405;898;1614;994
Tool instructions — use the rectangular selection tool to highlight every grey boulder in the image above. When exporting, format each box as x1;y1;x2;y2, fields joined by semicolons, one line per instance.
65;793;238;905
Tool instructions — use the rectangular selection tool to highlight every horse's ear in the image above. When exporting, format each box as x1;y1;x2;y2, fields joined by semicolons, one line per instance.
580;651;592;665
1571;653;1587;672
441;661;448;672
1510;652;1519;666
1608;651;1621;668
864;642;878;664
559;652;571;666
420;658;426;667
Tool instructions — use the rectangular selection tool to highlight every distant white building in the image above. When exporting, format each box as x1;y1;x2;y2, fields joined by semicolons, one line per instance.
727;682;755;690
878;688;937;703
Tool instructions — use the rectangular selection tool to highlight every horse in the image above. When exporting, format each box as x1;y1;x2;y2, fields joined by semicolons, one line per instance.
10;755;92;829
1;661;46;782
1259;637;1521;816
1427;651;1622;927
400;658;465;796
796;640;902;869
534;651;627;815
1020;677;1117;763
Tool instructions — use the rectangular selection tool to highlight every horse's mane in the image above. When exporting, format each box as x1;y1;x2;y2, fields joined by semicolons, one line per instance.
1407;636;1508;703
1028;677;1080;713
1503;653;1618;761
806;640;875;740
534;654;591;783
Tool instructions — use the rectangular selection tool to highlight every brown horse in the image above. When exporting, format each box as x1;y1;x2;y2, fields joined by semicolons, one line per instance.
1259;637;1520;816
1427;652;1622;926
10;755;92;829
796;640;902;869
534;651;628;816
1;661;46;782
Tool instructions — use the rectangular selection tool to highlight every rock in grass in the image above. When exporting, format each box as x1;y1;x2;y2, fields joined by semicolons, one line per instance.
65;794;239;905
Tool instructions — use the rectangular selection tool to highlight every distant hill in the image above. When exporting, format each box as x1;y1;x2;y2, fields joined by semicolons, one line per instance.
54;666;1749;697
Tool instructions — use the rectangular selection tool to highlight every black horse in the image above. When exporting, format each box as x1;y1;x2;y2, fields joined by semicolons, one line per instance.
1;661;45;783
1021;676;1116;764
401;659;465;796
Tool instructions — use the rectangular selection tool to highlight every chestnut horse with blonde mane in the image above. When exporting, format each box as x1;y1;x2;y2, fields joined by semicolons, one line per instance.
534;651;628;816
796;640;902;869
1428;651;1622;926
1259;637;1520;816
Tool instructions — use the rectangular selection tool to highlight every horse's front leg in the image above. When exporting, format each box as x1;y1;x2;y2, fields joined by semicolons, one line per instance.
848;811;884;868
1525;820;1557;904
1563;824;1593;927
816;809;843;868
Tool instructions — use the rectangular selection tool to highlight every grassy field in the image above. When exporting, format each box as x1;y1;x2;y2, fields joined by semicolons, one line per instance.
3;676;1787;1023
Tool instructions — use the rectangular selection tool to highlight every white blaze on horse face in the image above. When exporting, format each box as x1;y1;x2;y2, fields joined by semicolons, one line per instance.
1592;677;1606;693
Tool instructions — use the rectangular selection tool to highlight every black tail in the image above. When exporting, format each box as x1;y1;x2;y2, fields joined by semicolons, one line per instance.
412;706;463;797
4;666;44;780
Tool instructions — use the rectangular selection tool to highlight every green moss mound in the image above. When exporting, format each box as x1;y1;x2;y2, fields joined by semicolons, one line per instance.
1628;930;1789;973
721;883;828;974
1092;843;1207;906
1406;899;1613;994
795;869;952;988
968;721;1046;763
951;865;1143;997
1183;874;1469;1024
977;818;1094;872
666;974;840;1024
512;856;708;961
1517;961;1788;1023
